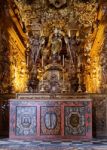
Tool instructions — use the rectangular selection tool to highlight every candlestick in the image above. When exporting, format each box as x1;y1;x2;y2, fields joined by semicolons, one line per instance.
58;72;60;80
42;56;44;68
42;76;43;84
59;55;61;61
62;69;66;92
63;71;64;84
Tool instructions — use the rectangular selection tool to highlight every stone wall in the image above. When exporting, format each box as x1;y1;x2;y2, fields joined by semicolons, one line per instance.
91;94;107;137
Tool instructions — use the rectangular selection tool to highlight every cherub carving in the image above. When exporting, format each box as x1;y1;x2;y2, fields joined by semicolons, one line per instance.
48;0;67;8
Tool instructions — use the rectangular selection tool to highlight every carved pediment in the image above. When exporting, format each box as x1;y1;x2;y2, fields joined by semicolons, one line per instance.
48;0;67;8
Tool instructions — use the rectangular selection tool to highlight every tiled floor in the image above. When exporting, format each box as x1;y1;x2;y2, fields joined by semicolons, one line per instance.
0;139;107;150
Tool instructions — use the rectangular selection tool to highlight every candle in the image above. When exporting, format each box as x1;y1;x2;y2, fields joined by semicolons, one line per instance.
40;30;44;37
63;55;65;67
78;56;80;65
27;43;29;48
76;30;79;37
68;29;71;37
42;0;45;5
58;72;59;80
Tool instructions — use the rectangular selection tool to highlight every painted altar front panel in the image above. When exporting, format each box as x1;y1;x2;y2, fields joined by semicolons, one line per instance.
9;99;92;141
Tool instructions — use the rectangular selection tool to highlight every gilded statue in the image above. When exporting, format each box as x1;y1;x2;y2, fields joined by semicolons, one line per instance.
39;28;64;64
50;28;62;61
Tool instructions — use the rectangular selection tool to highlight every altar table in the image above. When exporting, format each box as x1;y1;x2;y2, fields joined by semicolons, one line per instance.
9;98;92;141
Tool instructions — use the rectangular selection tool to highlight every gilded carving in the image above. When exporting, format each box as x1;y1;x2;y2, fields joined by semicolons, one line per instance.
1;0;107;93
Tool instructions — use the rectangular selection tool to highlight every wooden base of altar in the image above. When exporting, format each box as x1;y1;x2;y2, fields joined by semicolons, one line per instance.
9;95;92;141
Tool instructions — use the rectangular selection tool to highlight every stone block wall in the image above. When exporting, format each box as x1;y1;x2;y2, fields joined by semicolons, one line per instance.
91;94;107;138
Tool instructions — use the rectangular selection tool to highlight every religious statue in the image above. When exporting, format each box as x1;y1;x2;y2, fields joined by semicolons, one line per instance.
40;28;64;64
49;28;62;61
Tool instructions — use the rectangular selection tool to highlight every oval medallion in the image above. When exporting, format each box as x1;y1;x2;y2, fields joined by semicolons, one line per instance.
44;112;57;129
70;114;79;128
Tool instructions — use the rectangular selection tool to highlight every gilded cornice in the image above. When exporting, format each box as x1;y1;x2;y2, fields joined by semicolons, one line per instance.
8;8;28;41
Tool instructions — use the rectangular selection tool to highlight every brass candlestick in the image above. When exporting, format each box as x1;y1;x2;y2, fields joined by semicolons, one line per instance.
77;55;82;93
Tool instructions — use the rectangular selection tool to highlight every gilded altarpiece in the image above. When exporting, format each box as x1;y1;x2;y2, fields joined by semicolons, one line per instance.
13;0;104;93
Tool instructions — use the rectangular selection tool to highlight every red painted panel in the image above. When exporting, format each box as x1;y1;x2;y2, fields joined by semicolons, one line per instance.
9;99;92;141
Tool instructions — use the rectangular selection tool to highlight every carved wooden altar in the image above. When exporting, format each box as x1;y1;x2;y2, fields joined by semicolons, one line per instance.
9;95;92;141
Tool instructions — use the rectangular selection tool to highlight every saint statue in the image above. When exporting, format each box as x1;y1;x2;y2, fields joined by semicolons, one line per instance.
51;28;62;61
39;28;65;64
